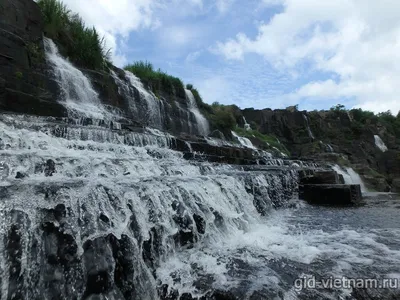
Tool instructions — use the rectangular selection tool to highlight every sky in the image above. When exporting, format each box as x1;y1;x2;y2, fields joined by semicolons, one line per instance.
61;0;400;114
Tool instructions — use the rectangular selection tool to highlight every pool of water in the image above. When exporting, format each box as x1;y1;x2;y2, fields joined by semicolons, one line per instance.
157;193;400;299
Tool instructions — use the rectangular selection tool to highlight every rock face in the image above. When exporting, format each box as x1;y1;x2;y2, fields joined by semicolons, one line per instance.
243;108;400;192
299;171;341;185
0;0;65;116
299;184;362;206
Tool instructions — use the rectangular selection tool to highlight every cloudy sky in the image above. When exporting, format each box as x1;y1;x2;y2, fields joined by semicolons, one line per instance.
61;0;400;114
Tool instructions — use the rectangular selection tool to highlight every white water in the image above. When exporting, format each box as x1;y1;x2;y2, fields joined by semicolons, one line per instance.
231;131;257;150
302;114;315;140
243;117;251;131
374;135;388;152
185;89;210;136
43;38;114;120
332;164;368;192
0;114;300;299
124;71;163;128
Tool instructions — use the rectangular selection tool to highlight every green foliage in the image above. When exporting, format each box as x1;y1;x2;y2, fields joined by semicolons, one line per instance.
124;61;186;98
15;72;23;80
234;126;290;155
209;102;237;133
350;108;375;124
37;0;111;70
186;84;193;90
330;104;346;111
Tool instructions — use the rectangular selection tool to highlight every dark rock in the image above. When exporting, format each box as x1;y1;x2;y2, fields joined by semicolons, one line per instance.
209;130;226;139
44;159;56;176
299;184;362;206
193;213;206;234
99;214;110;224
15;171;28;179
299;171;340;185
338;174;345;184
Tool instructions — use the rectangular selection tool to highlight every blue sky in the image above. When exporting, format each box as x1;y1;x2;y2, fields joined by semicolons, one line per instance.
62;0;400;114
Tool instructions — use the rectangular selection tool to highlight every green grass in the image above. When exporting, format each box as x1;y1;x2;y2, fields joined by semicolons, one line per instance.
124;61;186;98
234;126;290;156
37;0;111;70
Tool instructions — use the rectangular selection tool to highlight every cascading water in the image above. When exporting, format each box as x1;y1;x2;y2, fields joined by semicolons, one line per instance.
0;113;299;300
332;164;368;192
302;114;315;140
231;131;257;150
374;135;388;152
243;117;251;131
124;71;163;128
43;38;114;120
185;89;210;136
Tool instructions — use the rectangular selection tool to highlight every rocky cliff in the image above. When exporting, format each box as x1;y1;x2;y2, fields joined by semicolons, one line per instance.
242;107;400;192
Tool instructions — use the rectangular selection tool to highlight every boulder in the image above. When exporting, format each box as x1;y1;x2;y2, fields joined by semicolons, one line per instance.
299;184;362;206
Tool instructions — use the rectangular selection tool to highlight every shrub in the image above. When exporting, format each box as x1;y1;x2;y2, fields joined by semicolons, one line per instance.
37;0;111;70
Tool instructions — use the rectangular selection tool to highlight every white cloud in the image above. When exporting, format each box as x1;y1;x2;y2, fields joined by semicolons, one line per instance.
61;0;160;66
215;0;400;114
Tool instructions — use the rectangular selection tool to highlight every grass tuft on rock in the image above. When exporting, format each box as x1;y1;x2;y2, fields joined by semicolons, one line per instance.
124;61;186;99
37;0;111;70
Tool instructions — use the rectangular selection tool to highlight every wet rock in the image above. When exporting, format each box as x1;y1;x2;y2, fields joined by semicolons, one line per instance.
99;213;110;224
82;237;115;297
193;214;206;234
44;159;56;176
299;184;362;206
299;171;340;185
15;171;28;179
209;130;226;140
109;234;137;299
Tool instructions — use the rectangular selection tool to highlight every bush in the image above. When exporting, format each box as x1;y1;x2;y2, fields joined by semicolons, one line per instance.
124;61;186;98
37;0;111;70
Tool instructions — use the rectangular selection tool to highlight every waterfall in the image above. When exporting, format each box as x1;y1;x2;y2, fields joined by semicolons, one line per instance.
243;117;251;131
110;70;138;117
0;113;299;299
124;71;163;128
326;143;334;153
185;89;210;136
320;141;334;153
231;131;257;149
43;38;113;120
332;164;367;192
374;135;388;152
302;114;315;140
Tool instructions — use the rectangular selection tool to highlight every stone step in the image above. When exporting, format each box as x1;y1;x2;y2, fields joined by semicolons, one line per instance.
299;184;362;206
